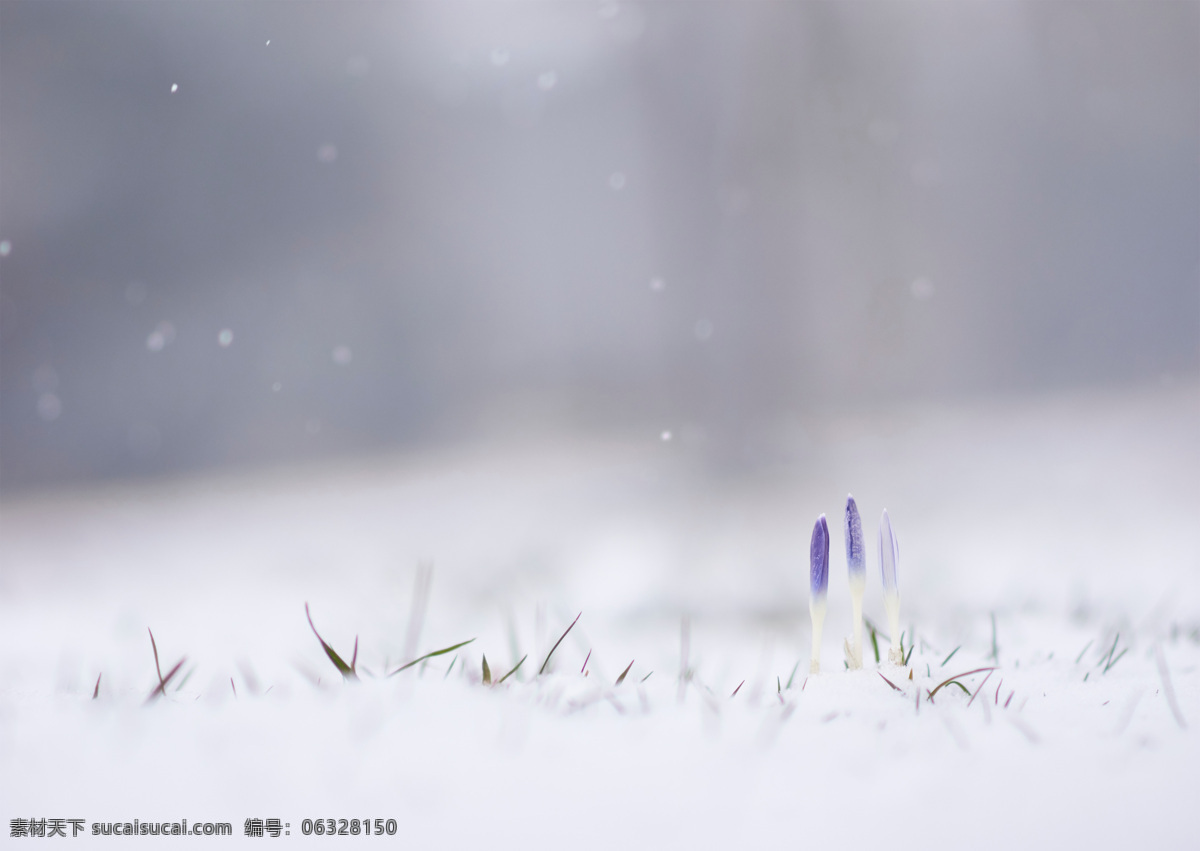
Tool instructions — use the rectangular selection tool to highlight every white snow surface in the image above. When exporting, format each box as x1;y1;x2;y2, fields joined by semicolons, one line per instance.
2;384;1198;848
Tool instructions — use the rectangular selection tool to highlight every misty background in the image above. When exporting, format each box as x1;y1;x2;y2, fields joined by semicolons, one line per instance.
1;0;1197;492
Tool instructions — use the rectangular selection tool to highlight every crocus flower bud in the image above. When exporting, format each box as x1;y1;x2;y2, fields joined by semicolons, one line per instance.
845;495;864;578
809;514;829;673
810;514;830;599
844;495;866;669
879;509;903;664
879;508;898;593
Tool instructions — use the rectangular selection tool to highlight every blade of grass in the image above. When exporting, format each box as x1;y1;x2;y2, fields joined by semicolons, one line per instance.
305;603;357;680
92;673;101;700
967;669;993;707
615;660;634;686
403;562;433;663
1097;633;1120;669
928;667;996;702
870;625;881;664
941;646;961;667
174;665;196;692
443;655;458;680
878;672;903;693
538;612;581;676
640;671;653;683
581;649;592;674
145;658;186;703
903;640;915;666
482;654;492;685
1103;647;1128;674
1075;639;1094;664
148;628;165;693
496;655;527;685
989;612;999;662
864;617;891;643
731;680;745;697
388;638;477;676
1154;643;1187;728
785;660;800;690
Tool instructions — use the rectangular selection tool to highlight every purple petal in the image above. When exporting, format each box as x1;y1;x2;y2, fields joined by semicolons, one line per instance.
810;514;829;598
879;509;899;592
845;494;864;577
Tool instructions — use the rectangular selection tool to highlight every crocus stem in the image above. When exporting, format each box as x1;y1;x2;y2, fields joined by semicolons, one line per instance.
847;575;865;669
810;597;826;674
884;591;902;665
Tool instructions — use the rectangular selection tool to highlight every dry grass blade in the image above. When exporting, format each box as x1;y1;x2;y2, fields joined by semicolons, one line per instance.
615;660;635;686
538;612;581;676
496;655;527;684
305;603;357;680
92;673;101;700
967;669;994;707
388;638;477;676
928;667;996;702
482;654;492;685
148;628;164;692
878;672;903;693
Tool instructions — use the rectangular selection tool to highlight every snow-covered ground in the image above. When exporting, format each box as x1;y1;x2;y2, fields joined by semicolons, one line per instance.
2;383;1197;848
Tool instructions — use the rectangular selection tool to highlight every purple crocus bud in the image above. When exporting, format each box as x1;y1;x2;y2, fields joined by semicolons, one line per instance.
879;509;899;593
845;495;864;578
810;514;829;599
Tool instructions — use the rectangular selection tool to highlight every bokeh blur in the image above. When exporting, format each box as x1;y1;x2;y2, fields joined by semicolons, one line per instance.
1;0;1197;492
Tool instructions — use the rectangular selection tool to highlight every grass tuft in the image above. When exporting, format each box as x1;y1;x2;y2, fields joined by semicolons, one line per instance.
538;612;581;676
304;603;357;680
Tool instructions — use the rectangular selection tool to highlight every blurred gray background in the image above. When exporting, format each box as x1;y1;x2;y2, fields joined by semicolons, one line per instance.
1;0;1197;492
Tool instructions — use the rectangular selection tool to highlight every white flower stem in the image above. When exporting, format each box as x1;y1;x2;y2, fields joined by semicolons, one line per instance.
809;597;826;674
846;574;865;669
884;591;903;665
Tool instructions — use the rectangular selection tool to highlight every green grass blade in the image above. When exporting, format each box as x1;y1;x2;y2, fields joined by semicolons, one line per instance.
941;646;961;667
785;660;800;690
482;654;492;685
305;603;357;680
615;659;635;686
497;655;527;684
928;667;995;702
388;638;477;676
